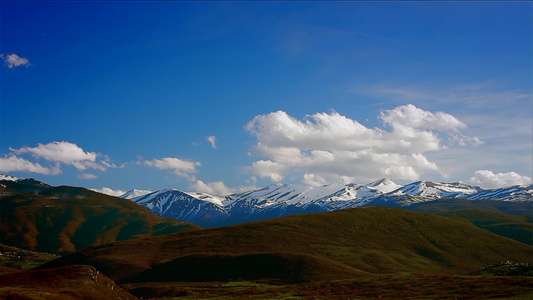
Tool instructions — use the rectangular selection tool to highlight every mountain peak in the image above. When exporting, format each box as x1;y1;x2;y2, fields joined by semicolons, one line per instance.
366;178;402;193
0;174;23;182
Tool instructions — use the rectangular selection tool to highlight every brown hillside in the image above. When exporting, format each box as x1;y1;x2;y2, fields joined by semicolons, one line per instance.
0;265;137;299
0;187;201;254
40;206;533;283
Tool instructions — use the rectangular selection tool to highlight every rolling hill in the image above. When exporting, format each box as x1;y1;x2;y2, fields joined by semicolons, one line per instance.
0;178;201;254
0;265;137;300
437;209;532;245
40;206;533;284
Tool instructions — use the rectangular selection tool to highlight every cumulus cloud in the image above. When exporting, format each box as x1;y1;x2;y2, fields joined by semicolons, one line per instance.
207;136;217;149
250;160;289;182
380;104;466;132
0;155;61;175
245;105;479;183
90;187;126;197
469;170;532;189
10;141;104;171
1;53;31;68
144;157;201;179
3;141;120;177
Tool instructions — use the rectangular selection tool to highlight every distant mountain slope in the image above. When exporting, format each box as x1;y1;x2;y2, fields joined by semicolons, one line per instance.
437;209;533;245
0;178;201;254
40;206;533;284
126;179;532;227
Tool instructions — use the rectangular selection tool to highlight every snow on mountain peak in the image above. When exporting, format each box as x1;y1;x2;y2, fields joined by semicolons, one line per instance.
394;180;479;198
0;174;23;182
366;178;402;193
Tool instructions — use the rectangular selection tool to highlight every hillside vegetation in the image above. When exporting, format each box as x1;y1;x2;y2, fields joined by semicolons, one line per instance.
41;206;533;284
0;265;137;300
437;209;532;245
0;180;201;254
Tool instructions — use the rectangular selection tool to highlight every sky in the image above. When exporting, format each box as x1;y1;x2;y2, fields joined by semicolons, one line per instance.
1;1;532;196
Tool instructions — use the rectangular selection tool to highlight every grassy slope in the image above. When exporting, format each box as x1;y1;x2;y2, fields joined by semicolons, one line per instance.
123;275;533;300
407;198;533;216
0;265;137;300
0;243;59;273
0;186;201;254
40;206;533;283
438;209;532;245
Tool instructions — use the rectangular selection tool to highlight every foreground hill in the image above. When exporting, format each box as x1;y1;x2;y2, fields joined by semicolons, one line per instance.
0;178;201;254
40;206;533;284
0;265;137;300
0;243;59;274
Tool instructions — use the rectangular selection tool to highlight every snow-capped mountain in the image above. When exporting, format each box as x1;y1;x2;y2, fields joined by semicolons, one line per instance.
1;174;530;228
466;185;533;201
128;189;231;227
127;179;532;228
0;174;22;182
366;178;404;193
393;181;479;198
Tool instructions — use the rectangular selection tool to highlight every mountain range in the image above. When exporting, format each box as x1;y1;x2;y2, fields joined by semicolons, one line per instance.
1;174;532;299
122;178;532;227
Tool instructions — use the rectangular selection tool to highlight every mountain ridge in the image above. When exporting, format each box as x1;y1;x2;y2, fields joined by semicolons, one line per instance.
122;178;532;227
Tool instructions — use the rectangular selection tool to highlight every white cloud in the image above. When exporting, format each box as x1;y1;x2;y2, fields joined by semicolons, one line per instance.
144;157;201;179
250;160;288;182
469;170;532;189
1;53;31;68
190;180;234;195
90;187;126;197
78;173;97;180
0;155;61;175
380;104;466;132
245;105;478;183
303;173;328;187
207;136;217;149
4;141;121;178
190;179;257;196
10;141;104;171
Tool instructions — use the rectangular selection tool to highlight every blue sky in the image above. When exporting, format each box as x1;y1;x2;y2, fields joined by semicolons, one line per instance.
1;1;531;195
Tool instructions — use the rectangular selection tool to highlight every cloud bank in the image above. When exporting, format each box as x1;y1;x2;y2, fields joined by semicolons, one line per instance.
469;170;532;189
245;104;481;184
0;155;61;175
2;141;118;176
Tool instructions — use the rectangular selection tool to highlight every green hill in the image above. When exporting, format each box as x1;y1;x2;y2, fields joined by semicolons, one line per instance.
0;184;201;254
437;209;532;245
407;198;533;216
40;206;533;284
